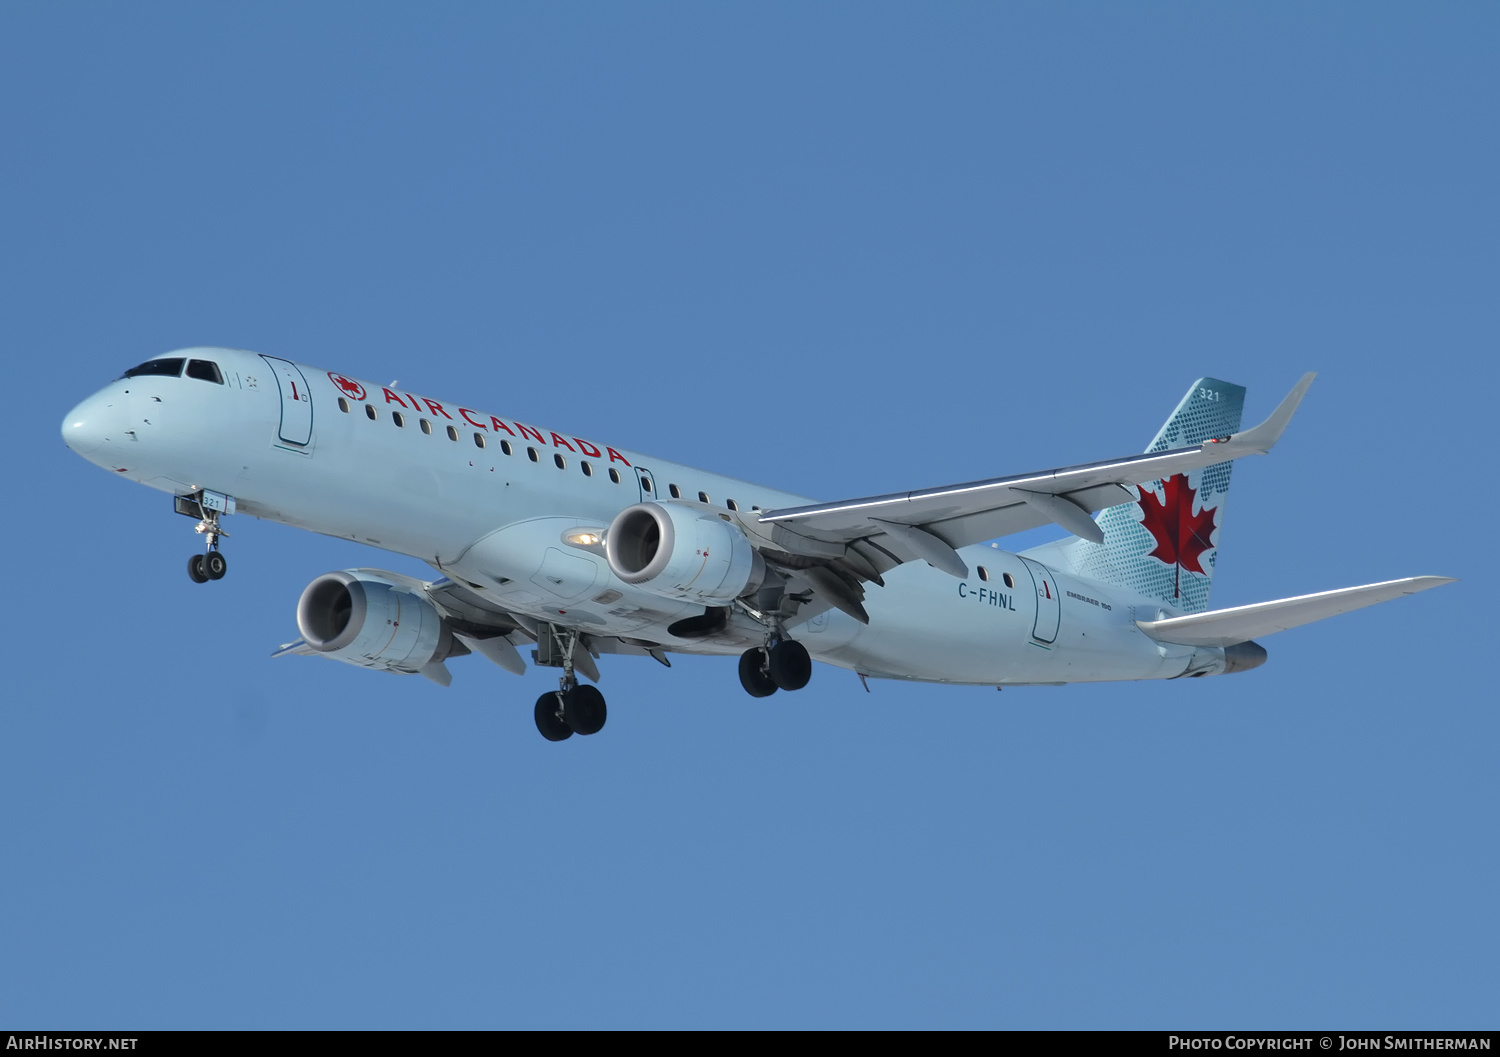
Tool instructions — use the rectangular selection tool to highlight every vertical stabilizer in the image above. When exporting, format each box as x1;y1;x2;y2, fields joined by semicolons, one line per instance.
1046;379;1245;614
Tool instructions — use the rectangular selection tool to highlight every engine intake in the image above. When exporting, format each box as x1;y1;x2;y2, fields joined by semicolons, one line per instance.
607;502;764;606
296;571;453;675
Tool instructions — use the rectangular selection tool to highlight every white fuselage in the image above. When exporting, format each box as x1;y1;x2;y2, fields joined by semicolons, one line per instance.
63;348;1229;686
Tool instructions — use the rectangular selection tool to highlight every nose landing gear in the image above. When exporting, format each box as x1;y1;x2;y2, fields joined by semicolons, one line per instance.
187;550;227;583
175;491;233;584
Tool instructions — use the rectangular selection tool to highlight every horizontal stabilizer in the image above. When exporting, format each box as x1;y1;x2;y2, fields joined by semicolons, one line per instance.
1135;576;1455;647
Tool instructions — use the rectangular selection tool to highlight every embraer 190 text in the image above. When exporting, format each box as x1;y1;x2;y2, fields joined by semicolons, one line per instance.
62;350;1452;741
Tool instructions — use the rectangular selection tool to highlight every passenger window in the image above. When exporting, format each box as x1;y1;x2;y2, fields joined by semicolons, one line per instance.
978;567;989;582
554;453;566;469
500;440;513;455
474;433;485;449
641;477;653;492
447;425;459;441
527;447;539;462
392;412;405;428
608;468;621;484
123;357;185;379
581;461;593;477
727;499;738;511
338;397;350;413
1003;572;1015;589
698;491;710;504
365;405;377;420
669;484;682;499
186;359;224;384
420;419;432;435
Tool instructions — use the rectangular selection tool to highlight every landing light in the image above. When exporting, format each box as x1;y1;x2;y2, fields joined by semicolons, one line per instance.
563;528;606;551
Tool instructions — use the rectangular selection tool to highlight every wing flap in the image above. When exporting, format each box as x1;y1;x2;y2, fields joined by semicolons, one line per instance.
1135;576;1456;647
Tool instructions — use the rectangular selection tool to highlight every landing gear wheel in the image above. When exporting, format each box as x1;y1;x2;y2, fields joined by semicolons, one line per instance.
187;554;209;583
204;552;228;580
739;648;779;697
534;692;573;741
768;639;812;691
563;684;607;735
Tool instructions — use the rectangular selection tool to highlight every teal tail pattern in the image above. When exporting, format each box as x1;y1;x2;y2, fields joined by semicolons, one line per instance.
1053;378;1245;615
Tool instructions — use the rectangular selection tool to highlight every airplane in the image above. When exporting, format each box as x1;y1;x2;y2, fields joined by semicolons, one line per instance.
61;349;1453;741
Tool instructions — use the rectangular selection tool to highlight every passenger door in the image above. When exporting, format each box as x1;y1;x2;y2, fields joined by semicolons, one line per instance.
1018;556;1061;644
259;355;313;449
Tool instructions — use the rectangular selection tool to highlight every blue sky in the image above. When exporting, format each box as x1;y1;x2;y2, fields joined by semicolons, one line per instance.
2;3;1494;1028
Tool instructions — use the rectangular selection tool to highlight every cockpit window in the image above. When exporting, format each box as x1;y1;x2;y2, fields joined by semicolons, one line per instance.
186;359;224;384
123;357;185;379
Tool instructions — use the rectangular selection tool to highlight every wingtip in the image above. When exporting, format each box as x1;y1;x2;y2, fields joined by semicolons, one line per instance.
1371;575;1457;596
1411;575;1458;590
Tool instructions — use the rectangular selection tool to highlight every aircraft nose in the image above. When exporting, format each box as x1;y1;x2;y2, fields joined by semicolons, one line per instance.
61;390;120;457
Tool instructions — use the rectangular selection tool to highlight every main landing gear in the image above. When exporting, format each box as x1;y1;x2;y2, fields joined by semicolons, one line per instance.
534;684;607;741
178;493;232;584
731;587;813;699
738;638;812;698
531;625;607;742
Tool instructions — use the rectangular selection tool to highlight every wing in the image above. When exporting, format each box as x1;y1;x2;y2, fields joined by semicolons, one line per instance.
753;373;1316;581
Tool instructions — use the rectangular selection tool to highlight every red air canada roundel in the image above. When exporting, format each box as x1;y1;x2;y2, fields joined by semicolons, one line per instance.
328;373;367;402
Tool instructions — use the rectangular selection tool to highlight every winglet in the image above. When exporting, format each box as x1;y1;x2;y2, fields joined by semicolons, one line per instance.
1212;372;1316;457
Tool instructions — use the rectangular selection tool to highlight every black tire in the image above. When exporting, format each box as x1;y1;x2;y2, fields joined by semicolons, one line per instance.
534;692;573;741
738;648;778;698
768;639;812;691
187;554;209;583
563;684;607;735
204;552;228;580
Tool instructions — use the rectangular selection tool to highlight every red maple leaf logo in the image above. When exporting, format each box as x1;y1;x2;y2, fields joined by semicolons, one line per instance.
1137;474;1219;594
328;372;367;401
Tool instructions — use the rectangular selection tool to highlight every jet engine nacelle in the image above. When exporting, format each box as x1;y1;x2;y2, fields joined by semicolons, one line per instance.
606;502;764;606
296;570;453;675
